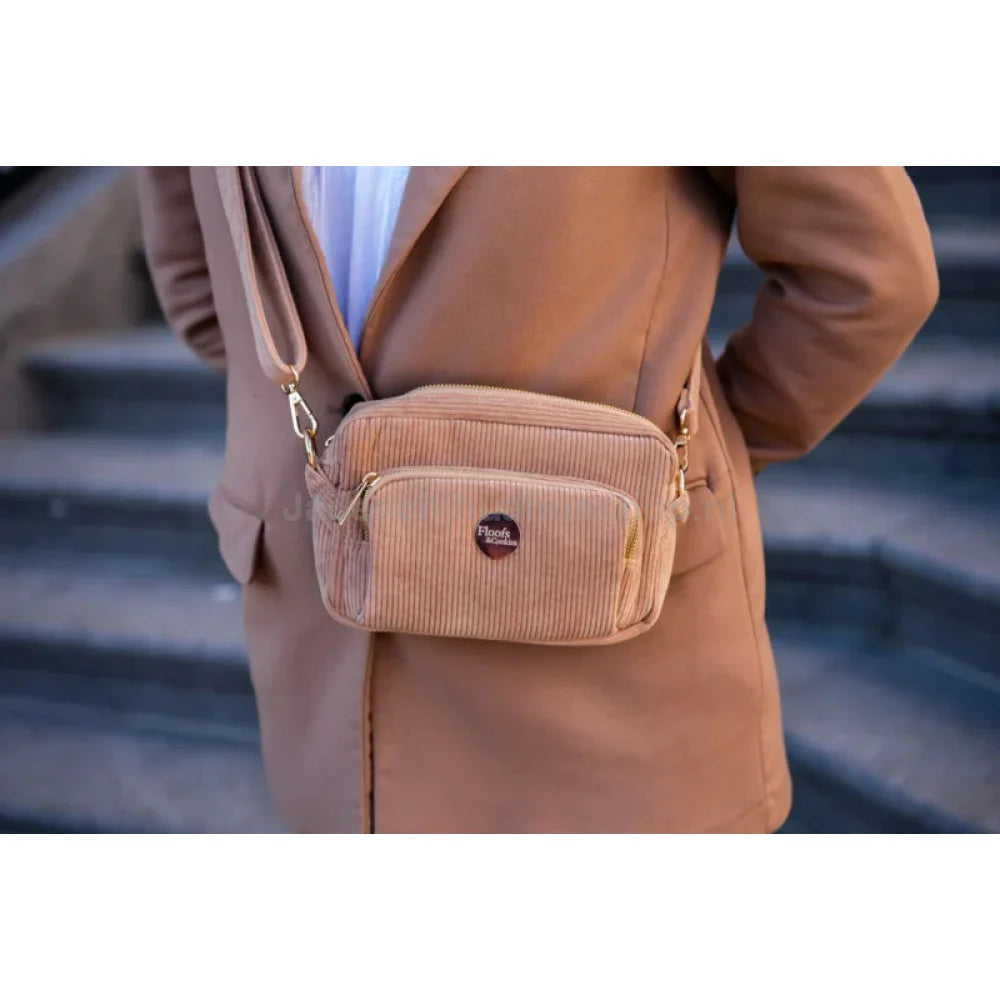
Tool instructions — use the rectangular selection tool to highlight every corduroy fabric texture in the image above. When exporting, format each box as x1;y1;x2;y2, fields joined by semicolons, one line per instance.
305;386;682;645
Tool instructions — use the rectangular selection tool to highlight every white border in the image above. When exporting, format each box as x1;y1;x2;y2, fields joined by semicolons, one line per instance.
1;834;997;999
3;2;997;163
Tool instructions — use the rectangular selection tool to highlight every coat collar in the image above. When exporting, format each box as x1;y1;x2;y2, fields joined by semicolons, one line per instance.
259;166;469;397
369;166;469;320
358;166;469;367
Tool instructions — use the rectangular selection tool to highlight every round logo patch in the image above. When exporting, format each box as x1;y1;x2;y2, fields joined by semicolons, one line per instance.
475;513;520;559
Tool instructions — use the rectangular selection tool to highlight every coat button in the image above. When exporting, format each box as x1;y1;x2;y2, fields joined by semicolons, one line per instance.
341;393;364;416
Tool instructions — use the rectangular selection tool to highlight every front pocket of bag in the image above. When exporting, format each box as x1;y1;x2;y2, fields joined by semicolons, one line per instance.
356;467;643;643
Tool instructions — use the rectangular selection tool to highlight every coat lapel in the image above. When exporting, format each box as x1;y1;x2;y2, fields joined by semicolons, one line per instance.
254;166;469;396
358;166;469;363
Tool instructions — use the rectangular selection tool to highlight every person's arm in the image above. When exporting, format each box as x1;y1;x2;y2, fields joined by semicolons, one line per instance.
706;166;938;473
137;167;226;372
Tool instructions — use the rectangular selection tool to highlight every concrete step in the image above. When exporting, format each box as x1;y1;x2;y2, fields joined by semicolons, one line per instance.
907;166;1000;224
784;338;997;480
758;471;1000;679
711;220;1000;344
6;618;993;833
773;625;1000;833
0;432;225;574
0;169;152;415
0;559;251;731
710;290;1000;345
0;554;272;832
1;510;992;833
706;333;1000;480
0;699;281;832
23;326;225;439
716;222;1000;302
22;323;1000;491
3;558;991;832
907;166;1000;182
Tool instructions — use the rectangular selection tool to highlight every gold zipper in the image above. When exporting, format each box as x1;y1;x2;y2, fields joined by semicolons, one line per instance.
624;513;640;560
335;472;380;527
329;385;686;490
338;465;642;558
409;383;670;433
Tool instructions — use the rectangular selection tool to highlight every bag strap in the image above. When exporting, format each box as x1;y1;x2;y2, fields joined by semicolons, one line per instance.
217;166;309;383
217;165;319;465
215;165;702;481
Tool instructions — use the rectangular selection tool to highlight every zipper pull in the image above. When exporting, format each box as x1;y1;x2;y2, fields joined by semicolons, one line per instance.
335;472;380;526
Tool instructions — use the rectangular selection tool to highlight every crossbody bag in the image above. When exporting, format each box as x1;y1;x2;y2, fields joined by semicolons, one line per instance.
217;166;701;646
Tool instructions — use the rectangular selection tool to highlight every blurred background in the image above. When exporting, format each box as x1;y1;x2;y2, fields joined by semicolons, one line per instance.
0;166;996;833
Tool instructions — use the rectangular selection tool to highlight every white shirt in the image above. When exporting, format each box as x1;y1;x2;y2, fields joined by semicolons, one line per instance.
301;166;410;351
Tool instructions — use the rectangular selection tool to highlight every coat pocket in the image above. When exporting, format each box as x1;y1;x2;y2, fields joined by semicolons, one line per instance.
671;479;729;577
208;482;265;585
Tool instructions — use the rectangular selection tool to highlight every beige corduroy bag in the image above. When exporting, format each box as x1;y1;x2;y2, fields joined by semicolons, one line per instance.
218;166;700;646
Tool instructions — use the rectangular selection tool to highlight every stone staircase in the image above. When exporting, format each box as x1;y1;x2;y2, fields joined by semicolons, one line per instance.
0;330;279;831
0;168;997;832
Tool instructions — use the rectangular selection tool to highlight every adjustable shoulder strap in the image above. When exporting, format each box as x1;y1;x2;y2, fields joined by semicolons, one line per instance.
216;165;318;465
216;165;308;384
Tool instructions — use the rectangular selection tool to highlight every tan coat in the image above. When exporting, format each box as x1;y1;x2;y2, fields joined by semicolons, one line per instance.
138;167;938;833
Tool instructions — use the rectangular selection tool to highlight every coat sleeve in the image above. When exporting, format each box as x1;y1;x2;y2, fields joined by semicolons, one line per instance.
137;167;226;372
706;166;938;472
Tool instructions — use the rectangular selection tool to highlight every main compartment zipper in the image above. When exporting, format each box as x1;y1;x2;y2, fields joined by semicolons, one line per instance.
326;385;675;450
410;383;672;437
330;384;688;502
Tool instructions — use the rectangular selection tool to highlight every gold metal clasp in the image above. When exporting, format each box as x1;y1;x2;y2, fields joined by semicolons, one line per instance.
281;368;318;469
674;407;691;496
